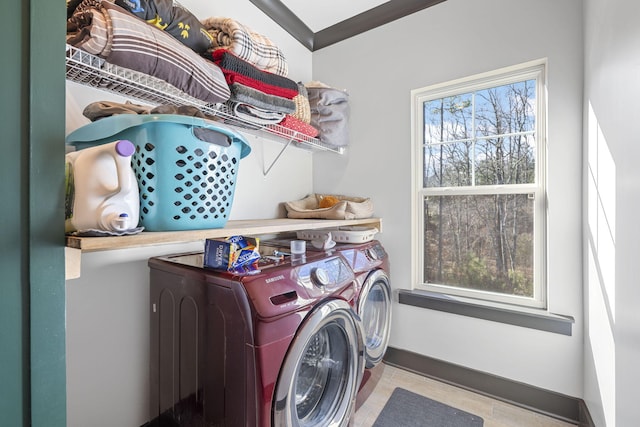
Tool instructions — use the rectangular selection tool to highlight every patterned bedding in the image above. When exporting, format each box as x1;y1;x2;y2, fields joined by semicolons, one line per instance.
202;16;289;77
67;1;230;105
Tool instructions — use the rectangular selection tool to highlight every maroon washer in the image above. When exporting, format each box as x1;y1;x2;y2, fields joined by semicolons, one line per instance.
147;249;365;427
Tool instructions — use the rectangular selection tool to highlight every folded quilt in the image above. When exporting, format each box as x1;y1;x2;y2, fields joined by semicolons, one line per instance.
229;83;296;114
202;16;288;77
113;0;214;53
67;1;230;105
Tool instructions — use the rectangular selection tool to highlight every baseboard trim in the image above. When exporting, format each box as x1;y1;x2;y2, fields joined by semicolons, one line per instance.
384;347;595;426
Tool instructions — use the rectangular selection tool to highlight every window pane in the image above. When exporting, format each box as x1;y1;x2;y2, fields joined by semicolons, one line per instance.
423;94;472;144
475;135;536;185
475;80;536;138
423;194;534;297
423;141;473;187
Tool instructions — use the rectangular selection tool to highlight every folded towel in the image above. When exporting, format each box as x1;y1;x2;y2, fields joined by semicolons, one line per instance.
202;16;288;76
227;101;285;125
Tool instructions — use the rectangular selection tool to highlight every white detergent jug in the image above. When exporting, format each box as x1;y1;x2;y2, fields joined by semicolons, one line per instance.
65;139;140;233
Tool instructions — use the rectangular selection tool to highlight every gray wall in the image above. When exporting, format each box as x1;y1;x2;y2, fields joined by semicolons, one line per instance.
583;0;640;425
312;0;584;397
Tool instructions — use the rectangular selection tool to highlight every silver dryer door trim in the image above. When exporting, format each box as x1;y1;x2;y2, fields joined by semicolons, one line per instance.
358;269;392;368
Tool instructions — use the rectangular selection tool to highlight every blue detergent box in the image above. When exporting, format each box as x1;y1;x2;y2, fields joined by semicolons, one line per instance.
204;236;260;271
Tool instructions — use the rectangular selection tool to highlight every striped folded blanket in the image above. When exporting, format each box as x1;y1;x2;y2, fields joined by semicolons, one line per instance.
202;16;288;77
211;50;299;99
211;49;298;91
67;1;230;104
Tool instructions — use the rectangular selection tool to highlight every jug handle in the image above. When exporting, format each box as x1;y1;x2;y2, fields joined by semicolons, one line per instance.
114;140;135;194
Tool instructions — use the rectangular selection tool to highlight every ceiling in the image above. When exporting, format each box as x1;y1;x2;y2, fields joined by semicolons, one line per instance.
248;0;447;51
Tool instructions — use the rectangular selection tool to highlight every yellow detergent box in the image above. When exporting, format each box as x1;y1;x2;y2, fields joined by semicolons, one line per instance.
204;236;260;271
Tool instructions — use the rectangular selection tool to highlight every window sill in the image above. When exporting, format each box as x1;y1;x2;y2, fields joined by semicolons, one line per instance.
397;289;574;336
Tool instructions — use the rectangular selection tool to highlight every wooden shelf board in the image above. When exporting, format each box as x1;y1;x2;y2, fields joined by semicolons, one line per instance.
65;218;382;252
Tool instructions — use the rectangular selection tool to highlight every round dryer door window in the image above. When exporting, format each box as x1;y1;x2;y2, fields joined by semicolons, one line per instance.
358;270;392;368
273;299;364;427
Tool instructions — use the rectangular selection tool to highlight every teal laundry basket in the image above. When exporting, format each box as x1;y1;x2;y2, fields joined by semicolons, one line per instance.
66;114;251;231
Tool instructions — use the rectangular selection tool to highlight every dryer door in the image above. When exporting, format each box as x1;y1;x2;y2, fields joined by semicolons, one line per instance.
358;270;392;368
272;299;364;427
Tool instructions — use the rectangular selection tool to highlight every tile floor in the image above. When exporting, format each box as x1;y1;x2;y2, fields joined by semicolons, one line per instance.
351;363;577;427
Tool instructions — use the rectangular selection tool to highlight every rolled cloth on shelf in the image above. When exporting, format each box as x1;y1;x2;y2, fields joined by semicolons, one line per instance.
291;82;311;124
202;16;288;77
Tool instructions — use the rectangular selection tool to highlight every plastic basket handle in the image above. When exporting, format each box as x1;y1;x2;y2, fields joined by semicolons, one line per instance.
66;114;251;159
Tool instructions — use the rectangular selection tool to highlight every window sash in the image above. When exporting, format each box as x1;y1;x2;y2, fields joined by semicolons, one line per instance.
411;60;547;309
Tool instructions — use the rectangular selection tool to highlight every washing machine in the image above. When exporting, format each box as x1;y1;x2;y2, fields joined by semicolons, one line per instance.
262;237;392;408
147;248;365;427
335;240;392;407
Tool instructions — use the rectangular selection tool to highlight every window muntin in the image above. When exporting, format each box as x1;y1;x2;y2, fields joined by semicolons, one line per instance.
412;61;546;308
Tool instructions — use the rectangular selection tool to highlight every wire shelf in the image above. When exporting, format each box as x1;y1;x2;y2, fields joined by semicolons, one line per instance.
65;44;343;154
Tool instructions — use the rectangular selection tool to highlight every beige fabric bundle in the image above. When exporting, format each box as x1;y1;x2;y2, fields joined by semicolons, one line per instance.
284;194;373;220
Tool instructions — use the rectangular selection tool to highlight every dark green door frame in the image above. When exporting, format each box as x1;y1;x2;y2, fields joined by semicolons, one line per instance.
1;0;66;426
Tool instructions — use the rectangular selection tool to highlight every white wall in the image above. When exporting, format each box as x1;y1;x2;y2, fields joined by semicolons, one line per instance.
312;0;584;397
583;0;640;425
65;1;314;426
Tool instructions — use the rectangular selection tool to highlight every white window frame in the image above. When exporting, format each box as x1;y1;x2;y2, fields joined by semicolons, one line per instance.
410;59;548;309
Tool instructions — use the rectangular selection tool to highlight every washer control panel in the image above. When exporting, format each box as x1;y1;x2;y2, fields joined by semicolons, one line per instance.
297;256;353;293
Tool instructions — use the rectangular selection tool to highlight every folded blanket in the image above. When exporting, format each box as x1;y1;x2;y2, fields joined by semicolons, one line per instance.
211;49;298;91
202;16;288;77
229;83;295;114
67;1;230;105
114;0;214;53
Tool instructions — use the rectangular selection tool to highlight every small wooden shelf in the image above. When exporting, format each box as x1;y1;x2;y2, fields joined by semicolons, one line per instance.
65;218;382;280
66;218;382;253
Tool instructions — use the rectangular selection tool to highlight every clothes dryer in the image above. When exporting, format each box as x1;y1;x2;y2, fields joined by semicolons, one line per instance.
335;240;392;407
147;249;365;427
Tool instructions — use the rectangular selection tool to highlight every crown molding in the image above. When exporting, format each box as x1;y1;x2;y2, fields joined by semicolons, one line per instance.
249;0;447;51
